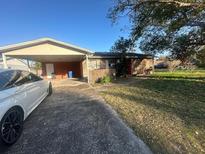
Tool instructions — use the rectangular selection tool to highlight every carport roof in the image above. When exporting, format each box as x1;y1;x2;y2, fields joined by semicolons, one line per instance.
0;37;93;54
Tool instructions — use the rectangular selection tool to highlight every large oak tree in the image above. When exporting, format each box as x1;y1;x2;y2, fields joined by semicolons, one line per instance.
108;0;205;63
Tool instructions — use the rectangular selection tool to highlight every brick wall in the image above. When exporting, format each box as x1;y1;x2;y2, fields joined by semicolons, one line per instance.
89;69;116;83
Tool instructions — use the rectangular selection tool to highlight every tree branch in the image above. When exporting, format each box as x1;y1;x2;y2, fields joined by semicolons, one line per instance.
132;0;205;10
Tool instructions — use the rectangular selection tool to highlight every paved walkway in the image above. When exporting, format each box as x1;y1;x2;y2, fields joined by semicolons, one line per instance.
0;80;152;154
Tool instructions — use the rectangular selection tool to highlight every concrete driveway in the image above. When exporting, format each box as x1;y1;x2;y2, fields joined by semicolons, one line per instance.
0;80;152;154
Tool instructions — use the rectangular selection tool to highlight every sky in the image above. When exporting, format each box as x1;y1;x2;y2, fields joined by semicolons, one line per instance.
0;0;130;52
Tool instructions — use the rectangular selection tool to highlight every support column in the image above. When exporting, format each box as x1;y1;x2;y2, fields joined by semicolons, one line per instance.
86;55;90;83
105;60;109;69
27;59;31;72
2;53;8;69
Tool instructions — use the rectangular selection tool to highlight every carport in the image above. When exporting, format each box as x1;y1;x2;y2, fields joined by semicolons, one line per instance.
0;38;91;81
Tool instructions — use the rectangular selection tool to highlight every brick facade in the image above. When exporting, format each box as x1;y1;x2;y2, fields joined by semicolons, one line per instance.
41;58;154;82
89;69;116;83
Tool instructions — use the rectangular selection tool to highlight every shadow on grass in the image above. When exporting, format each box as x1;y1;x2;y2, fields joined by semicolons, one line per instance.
103;77;205;126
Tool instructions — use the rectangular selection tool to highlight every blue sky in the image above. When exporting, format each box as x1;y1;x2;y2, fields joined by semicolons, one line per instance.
0;0;130;52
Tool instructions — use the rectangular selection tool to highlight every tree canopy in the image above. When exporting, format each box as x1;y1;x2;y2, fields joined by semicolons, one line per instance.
110;37;133;53
108;0;205;62
110;37;133;76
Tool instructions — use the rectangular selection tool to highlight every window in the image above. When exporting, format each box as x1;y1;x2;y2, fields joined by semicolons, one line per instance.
0;70;43;91
0;70;21;91
28;73;43;82
15;71;42;86
89;60;101;70
108;59;116;68
95;60;106;69
89;59;109;70
15;71;31;86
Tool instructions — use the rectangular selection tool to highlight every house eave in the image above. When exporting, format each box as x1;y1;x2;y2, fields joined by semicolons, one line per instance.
89;55;153;59
0;38;93;55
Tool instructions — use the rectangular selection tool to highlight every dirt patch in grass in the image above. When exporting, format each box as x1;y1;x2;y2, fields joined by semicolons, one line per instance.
100;77;205;154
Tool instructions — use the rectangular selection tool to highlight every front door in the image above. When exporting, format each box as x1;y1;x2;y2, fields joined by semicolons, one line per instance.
46;64;54;79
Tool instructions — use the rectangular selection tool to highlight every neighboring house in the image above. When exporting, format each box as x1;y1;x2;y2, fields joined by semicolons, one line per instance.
0;54;29;71
0;38;153;83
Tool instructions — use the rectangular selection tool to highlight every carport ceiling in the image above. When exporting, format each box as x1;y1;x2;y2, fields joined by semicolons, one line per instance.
8;55;85;62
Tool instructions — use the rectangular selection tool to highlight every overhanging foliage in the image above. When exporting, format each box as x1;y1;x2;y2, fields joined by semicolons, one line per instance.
108;0;205;62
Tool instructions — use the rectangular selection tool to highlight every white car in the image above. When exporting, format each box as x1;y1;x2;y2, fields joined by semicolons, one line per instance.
0;69;52;145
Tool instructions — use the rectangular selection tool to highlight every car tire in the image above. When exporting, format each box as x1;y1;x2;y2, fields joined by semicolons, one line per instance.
48;83;52;96
0;107;24;146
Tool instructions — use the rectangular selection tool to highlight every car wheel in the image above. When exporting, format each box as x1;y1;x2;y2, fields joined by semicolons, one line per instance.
48;83;52;96
0;107;24;145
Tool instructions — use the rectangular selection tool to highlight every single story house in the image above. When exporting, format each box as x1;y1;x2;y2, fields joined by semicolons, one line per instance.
0;38;153;83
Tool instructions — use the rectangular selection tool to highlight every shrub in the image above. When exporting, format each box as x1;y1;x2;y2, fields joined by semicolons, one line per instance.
100;76;112;84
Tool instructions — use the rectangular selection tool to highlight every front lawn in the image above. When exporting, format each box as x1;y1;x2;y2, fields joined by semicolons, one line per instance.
152;69;205;79
100;76;205;153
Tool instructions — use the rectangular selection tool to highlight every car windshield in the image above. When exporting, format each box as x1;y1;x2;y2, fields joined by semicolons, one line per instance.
0;70;21;91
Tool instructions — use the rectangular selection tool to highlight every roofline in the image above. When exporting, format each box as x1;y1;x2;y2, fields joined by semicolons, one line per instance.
89;55;153;59
88;56;119;59
89;52;153;59
0;38;93;54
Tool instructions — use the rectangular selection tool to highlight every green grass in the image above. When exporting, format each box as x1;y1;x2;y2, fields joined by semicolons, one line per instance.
100;74;205;154
152;69;205;79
